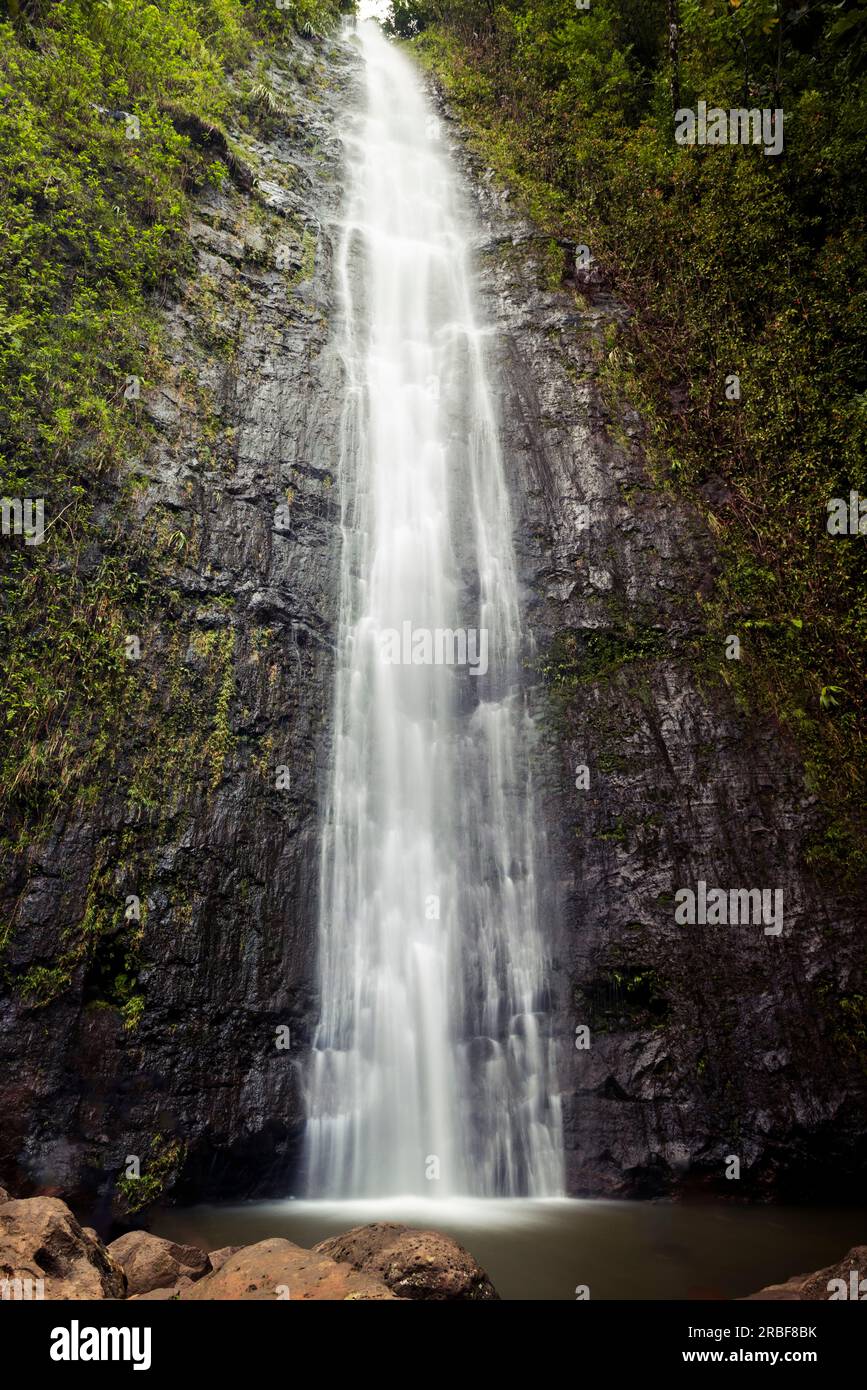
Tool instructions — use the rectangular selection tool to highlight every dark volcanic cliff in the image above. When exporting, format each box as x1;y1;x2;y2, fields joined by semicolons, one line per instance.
1;27;864;1220
438;91;867;1202
0;33;358;1219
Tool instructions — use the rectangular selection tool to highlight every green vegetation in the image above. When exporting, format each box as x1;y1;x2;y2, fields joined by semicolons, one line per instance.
578;963;671;1031
543;625;666;684
116;1134;186;1211
540;624;666;728
0;1;343;995
399;0;867;875
597;816;628;844
819;982;867;1071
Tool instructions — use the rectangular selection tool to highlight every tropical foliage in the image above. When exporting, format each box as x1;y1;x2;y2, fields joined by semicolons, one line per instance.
400;0;867;872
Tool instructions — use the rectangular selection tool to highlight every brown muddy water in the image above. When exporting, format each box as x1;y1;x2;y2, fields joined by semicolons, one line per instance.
152;1197;866;1301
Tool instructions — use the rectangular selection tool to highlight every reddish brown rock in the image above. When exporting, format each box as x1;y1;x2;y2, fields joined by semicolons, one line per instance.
208;1244;244;1273
314;1223;499;1300
179;1238;400;1300
130;1275;196;1301
0;1197;125;1300
744;1245;867;1300
107;1230;210;1297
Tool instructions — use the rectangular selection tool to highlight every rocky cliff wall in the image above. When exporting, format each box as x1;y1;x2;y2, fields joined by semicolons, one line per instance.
2;26;864;1221
437;90;867;1201
0;33;358;1221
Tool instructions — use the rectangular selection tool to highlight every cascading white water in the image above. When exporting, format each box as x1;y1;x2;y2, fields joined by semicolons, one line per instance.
304;19;562;1199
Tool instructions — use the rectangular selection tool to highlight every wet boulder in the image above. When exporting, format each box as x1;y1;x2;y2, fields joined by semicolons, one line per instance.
314;1222;500;1301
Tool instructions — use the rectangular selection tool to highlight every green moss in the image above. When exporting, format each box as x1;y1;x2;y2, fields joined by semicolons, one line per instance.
288;225;317;286
577;964;671;1033
597;817;627;845
541;238;567;292
15;963;73;1008
541;626;665;728
123;623;238;810
209;628;237;787
819;986;867;1074
116;1135;186;1213
596;750;631;774
121;994;145;1031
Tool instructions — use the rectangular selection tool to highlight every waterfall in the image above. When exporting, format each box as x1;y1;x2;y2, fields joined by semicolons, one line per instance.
304;20;563;1199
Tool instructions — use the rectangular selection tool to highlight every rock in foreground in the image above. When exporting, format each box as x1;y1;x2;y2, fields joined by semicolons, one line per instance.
315;1222;500;1301
178;1238;400;1300
744;1246;867;1300
0;1197;125;1300
0;1196;498;1300
107;1230;211;1297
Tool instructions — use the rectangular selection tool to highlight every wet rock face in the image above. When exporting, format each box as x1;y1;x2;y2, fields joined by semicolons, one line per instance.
0;35;361;1216
1;26;864;1221
434;93;867;1200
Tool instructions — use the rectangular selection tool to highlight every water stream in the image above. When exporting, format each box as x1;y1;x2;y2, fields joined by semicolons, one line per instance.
303;20;563;1199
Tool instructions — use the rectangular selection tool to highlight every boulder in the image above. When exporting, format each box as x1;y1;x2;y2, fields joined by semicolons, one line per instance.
314;1223;499;1301
179;1238;400;1300
0;1197;125;1300
130;1275;197;1301
208;1244;244;1273
743;1275;812;1301
744;1245;867;1301
106;1230;210;1297
739;1273;816;1301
